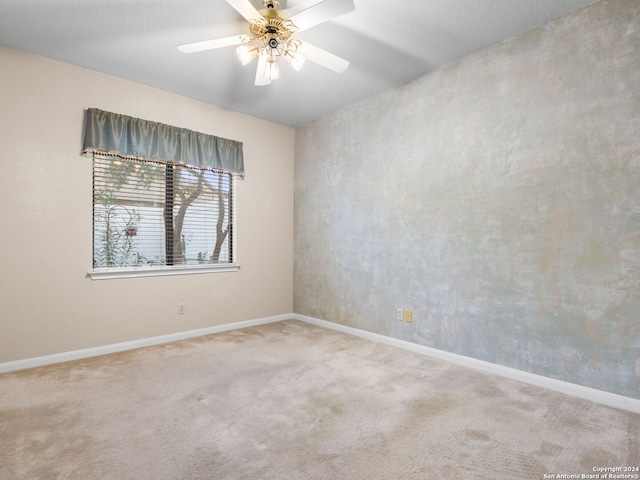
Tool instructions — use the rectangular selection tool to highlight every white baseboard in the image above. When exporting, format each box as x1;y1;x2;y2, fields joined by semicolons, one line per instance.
3;312;639;415
0;314;290;375
293;314;640;415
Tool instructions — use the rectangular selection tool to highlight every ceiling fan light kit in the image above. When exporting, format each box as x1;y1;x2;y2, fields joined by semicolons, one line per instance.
178;0;355;86
237;2;304;81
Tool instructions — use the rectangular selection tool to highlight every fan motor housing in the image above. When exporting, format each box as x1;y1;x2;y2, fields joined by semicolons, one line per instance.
250;15;295;42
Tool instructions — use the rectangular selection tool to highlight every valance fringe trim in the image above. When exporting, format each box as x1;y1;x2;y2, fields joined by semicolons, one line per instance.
87;150;234;175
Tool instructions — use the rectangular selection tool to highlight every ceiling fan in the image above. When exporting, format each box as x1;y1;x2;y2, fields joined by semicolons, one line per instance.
178;0;355;86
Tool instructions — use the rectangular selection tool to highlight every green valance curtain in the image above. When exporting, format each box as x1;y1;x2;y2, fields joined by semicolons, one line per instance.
82;108;245;177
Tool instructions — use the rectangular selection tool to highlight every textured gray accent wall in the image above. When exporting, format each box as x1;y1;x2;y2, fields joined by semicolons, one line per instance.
294;0;640;398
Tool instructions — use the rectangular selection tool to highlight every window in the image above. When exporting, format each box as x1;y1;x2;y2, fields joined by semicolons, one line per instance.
82;108;244;279
92;155;235;276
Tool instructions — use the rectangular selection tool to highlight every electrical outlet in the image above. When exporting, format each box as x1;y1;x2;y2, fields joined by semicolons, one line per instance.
178;303;185;315
404;309;413;323
396;308;404;321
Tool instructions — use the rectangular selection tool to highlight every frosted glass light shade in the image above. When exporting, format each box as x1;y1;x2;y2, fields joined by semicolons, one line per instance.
237;44;259;65
264;56;279;80
285;50;305;71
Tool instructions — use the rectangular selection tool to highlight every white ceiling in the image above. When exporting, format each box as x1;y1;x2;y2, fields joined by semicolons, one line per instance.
0;0;598;127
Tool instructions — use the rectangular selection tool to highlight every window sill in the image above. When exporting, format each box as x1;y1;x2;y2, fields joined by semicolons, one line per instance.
88;264;240;280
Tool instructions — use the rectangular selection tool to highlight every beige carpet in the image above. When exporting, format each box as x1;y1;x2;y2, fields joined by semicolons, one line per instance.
1;319;638;479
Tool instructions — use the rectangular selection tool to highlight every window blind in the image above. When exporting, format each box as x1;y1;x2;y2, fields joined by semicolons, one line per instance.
93;154;234;270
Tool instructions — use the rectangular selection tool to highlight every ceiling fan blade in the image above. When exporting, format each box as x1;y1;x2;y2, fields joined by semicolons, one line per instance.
225;0;263;23
178;35;245;53
297;42;349;73
289;0;355;32
255;54;271;86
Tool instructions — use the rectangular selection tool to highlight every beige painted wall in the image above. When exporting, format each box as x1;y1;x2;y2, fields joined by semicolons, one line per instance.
0;47;294;363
